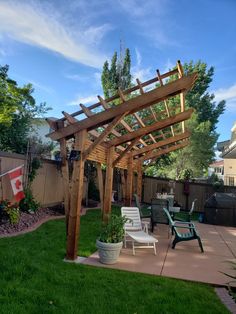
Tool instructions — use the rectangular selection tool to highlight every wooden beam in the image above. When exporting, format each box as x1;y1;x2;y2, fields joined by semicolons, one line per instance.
80;103;94;117
103;147;115;223
157;69;175;136
45;117;59;130
118;87;126;102
120;169;126;201
132;131;191;157
113;137;141;167
83;113;127;160
98;95;147;148
140;140;189;162
57;67;180;124
47;74;197;141
136;78;144;94
59;138;70;220
108;109;194;147
133;112;156;143
125;155;133;206
66;129;87;260
96;163;104;210
80;103;126;151
180;93;185;132
177;61;185;132
137;161;142;202
62;111;77;124
177;60;184;77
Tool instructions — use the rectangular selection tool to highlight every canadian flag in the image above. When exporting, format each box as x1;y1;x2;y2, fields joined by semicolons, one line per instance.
8;166;25;202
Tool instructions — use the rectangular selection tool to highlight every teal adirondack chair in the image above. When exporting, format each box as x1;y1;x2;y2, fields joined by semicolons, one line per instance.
133;194;151;219
163;207;204;253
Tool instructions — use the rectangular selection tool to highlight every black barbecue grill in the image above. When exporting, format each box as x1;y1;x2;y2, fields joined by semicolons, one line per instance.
204;193;236;227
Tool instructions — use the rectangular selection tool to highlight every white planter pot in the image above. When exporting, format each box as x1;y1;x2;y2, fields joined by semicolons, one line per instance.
96;239;123;264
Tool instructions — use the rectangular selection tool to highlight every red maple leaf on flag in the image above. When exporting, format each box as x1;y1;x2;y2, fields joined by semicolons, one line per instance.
15;179;22;190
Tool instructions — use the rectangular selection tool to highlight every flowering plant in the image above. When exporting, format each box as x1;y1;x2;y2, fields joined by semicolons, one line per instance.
0;200;20;224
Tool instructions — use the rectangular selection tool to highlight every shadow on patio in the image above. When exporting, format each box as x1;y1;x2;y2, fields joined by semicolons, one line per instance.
82;222;236;286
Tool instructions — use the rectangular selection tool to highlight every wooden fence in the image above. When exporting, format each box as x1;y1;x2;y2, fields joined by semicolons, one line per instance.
142;176;236;212
1;150;236;211
0;151;65;207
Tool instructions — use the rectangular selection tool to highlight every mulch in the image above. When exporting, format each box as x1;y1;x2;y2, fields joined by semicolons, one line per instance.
0;206;64;236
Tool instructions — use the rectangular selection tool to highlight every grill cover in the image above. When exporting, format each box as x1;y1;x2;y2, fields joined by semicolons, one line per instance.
204;193;236;227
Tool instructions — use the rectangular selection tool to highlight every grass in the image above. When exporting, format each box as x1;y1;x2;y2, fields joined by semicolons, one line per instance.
175;211;199;221
0;206;229;314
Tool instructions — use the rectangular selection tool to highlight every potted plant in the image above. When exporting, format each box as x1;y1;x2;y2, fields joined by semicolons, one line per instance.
96;214;128;265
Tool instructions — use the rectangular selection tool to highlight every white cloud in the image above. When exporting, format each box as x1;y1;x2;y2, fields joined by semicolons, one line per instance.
213;83;236;112
117;0;177;47
214;83;236;102
132;48;152;82
0;1;109;68
161;59;175;73
68;95;98;106
30;81;55;95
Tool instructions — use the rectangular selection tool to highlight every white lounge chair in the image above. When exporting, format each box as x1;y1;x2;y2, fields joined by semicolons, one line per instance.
121;207;158;255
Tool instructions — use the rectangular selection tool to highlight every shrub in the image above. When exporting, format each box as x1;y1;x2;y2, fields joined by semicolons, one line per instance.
0;200;20;224
98;214;128;243
19;188;40;212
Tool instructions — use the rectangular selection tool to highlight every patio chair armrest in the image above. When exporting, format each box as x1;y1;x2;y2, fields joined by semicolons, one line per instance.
173;221;194;227
174;225;196;230
141;221;150;233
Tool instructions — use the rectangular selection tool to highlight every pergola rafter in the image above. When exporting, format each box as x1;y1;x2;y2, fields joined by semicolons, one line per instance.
46;60;197;261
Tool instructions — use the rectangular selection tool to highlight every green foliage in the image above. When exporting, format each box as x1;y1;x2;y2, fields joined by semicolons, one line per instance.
84;161;100;201
28;157;42;183
19;188;40;212
146;61;225;179
0;64;50;154
0;200;20;224
208;173;224;191
101;48;132;99
98;214;128;243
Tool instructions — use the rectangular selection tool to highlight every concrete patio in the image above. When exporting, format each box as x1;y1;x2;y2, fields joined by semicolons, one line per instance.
82;222;236;286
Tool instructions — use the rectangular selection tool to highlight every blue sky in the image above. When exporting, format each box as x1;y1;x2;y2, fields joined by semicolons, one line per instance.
0;0;236;141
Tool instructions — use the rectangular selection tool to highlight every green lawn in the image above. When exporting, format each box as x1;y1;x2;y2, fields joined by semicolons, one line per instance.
0;207;228;314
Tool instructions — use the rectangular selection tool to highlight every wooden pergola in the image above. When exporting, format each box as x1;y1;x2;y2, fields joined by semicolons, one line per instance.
46;60;197;261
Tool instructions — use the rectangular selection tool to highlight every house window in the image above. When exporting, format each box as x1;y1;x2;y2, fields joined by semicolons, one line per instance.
229;177;234;186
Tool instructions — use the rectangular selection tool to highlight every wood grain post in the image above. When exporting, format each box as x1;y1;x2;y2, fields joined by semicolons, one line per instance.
59;138;70;234
103;147;114;223
66;129;87;260
125;155;133;206
96;163;104;210
137;161;142;202
120;169;126;202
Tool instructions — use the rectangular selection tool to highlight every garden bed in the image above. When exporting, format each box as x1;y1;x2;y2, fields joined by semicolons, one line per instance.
0;205;64;236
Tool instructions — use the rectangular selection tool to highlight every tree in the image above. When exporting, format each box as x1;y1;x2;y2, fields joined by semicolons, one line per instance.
0;65;50;154
101;48;132;99
146;61;225;179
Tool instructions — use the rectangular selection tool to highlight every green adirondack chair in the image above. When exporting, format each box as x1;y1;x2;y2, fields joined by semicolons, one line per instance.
163;207;204;253
133;194;151;219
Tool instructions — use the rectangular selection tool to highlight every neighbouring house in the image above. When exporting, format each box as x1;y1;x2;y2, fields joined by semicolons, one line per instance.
218;122;236;186
31;118;59;159
208;160;224;181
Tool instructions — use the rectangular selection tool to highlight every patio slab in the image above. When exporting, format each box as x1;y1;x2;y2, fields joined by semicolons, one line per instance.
82;222;236;286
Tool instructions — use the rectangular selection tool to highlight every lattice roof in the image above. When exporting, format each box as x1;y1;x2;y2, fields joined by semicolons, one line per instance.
46;60;197;169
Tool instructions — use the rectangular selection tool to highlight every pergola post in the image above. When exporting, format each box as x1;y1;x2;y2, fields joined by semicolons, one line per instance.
103;147;115;223
59;138;70;233
120;169;126;202
96;162;104;210
66;129;87;260
125;155;133;206
137;161;143;202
